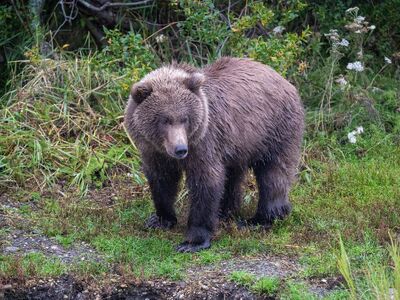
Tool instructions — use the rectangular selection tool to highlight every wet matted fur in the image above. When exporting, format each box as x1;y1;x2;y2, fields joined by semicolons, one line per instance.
124;57;305;252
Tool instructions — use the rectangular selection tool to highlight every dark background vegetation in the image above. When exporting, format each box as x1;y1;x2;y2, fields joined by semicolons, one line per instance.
1;0;399;191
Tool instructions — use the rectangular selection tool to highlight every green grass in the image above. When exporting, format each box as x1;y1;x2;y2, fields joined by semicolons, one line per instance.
230;271;280;296
335;233;400;300
251;276;280;295
230;271;256;287
281;281;317;300
0;253;67;278
92;235;192;280
0;253;111;280
2;131;399;287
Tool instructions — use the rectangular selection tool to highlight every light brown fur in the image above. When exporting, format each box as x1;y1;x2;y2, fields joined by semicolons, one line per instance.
124;57;304;252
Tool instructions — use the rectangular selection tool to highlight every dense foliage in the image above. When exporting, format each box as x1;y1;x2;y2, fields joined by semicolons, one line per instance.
1;0;398;191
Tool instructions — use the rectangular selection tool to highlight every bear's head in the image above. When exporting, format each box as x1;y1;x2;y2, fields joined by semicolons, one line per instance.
124;67;208;160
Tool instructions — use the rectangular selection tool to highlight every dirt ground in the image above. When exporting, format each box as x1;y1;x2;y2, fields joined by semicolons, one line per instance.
1;229;341;299
0;190;342;300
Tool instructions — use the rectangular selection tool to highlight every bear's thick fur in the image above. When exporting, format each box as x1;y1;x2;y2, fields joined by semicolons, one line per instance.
124;57;304;252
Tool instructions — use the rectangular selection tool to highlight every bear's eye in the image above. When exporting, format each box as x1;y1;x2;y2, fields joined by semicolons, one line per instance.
180;117;188;124
161;118;172;125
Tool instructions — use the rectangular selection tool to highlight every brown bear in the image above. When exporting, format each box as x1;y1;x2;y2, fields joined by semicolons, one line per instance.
124;57;304;253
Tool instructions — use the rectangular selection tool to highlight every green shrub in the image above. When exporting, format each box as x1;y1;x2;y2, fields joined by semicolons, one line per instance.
251;276;280;295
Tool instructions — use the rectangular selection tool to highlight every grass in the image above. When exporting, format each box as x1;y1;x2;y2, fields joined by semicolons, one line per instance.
0;253;67;279
252;276;280;295
1;122;399;296
229;271;256;287
281;281;317;300
336;233;400;300
229;271;280;296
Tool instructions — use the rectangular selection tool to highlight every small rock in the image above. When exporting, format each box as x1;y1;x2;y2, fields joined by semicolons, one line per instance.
4;246;19;253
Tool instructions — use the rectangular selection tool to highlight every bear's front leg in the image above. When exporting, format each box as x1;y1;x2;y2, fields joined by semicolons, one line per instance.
142;155;182;230
176;163;225;253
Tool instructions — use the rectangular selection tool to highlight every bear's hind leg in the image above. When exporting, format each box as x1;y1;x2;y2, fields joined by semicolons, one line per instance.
143;157;181;230
219;167;246;221
249;160;292;226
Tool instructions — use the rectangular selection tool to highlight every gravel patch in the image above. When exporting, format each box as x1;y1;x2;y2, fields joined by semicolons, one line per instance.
1;230;105;264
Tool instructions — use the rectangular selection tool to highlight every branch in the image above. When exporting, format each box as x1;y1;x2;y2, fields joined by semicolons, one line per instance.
78;5;132;29
77;0;153;12
85;18;108;46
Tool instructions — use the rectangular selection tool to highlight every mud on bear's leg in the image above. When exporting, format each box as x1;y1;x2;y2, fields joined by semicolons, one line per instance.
176;163;225;253
249;160;292;227
143;157;181;230
219;167;246;221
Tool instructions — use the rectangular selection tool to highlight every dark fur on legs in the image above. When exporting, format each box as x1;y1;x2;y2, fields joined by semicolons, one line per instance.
176;159;225;253
219;167;246;221
248;159;292;226
143;156;181;230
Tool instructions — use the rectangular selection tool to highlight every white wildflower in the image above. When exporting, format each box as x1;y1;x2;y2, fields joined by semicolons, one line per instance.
335;75;348;86
345;7;359;14
127;173;133;178
324;29;340;42
372;87;383;93
347;61;364;72
345;22;363;32
337;38;349;47
347;126;364;144
368;25;376;30
272;26;285;35
384;56;392;64
354;16;365;24
155;34;167;44
348;132;357;144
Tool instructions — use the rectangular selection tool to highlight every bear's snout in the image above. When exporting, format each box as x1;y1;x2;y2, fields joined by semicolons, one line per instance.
174;144;188;159
164;125;188;159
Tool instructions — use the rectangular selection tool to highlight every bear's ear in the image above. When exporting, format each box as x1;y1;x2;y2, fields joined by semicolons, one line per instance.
130;82;153;105
183;73;205;94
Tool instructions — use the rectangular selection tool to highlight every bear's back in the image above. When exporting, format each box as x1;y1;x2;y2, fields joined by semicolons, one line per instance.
198;57;304;165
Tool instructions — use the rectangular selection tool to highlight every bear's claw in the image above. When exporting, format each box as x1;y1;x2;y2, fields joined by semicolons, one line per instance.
145;213;176;230
176;240;211;253
237;202;291;229
236;218;272;230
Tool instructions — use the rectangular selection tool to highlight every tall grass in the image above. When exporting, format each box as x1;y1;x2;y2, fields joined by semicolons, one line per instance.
0;50;143;193
338;233;400;300
338;235;357;300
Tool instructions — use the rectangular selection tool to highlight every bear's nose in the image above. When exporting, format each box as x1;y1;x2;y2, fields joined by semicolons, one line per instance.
174;144;188;158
